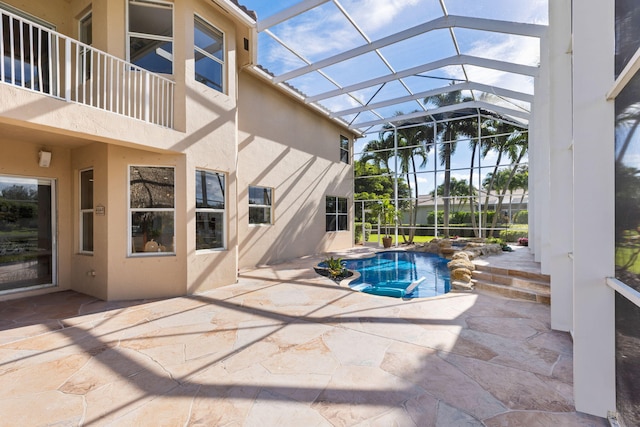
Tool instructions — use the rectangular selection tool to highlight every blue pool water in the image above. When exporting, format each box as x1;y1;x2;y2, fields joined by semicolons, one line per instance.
343;251;450;299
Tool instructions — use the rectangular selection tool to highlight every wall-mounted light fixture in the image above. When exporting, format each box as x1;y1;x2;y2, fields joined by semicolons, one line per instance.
38;150;52;167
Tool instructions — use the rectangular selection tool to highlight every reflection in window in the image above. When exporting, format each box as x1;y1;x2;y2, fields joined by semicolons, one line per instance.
0;176;54;292
128;0;173;74
80;169;93;253
326;196;348;231
194;15;224;92
129;166;175;254
340;135;350;164
249;186;272;225
196;170;225;250
615;3;640;424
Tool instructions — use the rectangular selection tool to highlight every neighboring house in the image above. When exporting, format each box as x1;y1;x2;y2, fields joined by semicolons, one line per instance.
0;0;355;301
402;189;529;226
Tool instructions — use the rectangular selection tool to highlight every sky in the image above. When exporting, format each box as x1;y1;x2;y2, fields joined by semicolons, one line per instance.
240;0;547;194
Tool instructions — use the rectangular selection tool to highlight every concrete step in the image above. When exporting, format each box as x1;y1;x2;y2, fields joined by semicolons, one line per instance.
473;279;551;304
471;264;550;304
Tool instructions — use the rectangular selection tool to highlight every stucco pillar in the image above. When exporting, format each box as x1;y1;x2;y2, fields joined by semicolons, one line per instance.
571;0;616;416
548;0;574;332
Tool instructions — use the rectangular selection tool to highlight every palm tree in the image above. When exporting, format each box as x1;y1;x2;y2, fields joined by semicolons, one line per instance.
480;126;528;236
379;116;434;243
424;88;476;237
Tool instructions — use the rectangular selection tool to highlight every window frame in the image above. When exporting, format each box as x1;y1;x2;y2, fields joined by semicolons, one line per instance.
340;135;350;164
326;195;348;232
128;165;175;257
193;14;225;93
126;0;174;74
79;168;93;254
195;169;226;252
248;185;273;226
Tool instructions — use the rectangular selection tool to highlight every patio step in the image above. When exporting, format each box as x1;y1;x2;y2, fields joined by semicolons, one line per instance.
471;264;551;304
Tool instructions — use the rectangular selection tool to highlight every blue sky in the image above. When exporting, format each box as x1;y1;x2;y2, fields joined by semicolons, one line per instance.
240;0;546;194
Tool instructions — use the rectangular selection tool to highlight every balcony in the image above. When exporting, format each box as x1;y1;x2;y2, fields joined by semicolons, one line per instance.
0;8;174;128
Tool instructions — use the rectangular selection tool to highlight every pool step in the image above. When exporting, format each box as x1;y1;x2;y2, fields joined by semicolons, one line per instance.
471;264;551;304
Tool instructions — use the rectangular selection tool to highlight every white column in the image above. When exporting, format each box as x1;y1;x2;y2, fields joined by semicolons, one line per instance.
548;0;574;332
571;0;616;416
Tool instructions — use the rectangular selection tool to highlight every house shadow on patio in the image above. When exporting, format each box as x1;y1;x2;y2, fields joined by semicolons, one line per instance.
0;253;608;426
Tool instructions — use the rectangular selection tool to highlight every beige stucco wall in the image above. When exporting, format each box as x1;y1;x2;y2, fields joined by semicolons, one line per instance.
70;143;109;300
0;0;356;299
237;72;355;269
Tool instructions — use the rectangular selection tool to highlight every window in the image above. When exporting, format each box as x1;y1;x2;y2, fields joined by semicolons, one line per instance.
128;0;173;74
196;170;225;250
129;166;174;255
249;186;272;225
78;11;92;80
80;169;93;253
194;15;224;93
0;176;55;291
326;196;348;231
340;135;350;164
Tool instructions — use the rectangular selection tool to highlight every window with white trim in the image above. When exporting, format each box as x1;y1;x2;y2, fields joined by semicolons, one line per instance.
196;169;225;250
194;15;225;93
129;166;175;255
249;186;272;225
127;0;173;74
80;169;93;253
340;135;350;164
326;196;348;231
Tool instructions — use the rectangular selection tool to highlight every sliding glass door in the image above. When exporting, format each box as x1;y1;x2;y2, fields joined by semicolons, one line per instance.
0;176;55;293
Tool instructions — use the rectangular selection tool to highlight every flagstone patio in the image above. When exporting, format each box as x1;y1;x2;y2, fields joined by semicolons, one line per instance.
0;249;608;426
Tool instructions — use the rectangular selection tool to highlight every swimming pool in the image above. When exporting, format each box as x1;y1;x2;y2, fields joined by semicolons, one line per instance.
343;251;450;298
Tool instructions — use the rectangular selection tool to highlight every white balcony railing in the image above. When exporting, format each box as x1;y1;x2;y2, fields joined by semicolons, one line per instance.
0;9;174;128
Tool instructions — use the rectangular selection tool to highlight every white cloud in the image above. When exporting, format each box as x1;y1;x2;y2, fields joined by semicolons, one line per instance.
347;0;421;33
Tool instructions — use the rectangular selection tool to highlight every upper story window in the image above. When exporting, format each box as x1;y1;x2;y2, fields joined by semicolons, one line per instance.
196;169;226;250
340;135;350;164
194;15;224;93
80;169;93;253
128;0;173;74
129;166;175;255
249;186;272;225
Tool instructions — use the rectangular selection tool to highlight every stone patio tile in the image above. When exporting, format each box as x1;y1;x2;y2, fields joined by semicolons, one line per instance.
82;369;180;424
1;325;92;354
321;327;393;368
445;352;574;412
311;365;427;426
465;316;546;339
381;342;507;420
105;382;200;426
0;390;84;426
436;401;485;426
528;329;574;355
59;346;163;395
266;319;333;347
484;410;610;426
261;336;340;375
401;392;439;427
459;328;561;376
244;389;331;427
552;353;574;384
2;353;89;396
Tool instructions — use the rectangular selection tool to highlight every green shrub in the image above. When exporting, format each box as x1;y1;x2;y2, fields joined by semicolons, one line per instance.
513;210;528;224
499;229;528;242
354;222;372;244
